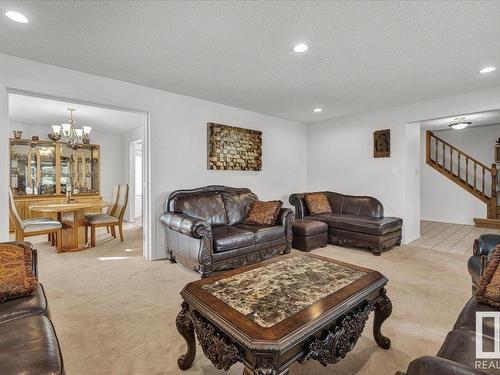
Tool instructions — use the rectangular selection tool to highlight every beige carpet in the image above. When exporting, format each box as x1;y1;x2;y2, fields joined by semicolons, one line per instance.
24;225;472;375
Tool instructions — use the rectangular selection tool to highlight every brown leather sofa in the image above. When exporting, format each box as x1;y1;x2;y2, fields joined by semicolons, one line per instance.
0;241;64;375
397;299;498;375
397;236;499;375
289;191;402;255
160;185;294;277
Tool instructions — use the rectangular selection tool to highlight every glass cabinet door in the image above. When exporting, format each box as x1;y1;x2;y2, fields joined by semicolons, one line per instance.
59;143;100;194
10;139;100;197
10;139;56;195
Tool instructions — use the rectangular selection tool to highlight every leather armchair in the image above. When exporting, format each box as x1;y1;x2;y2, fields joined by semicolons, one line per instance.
469;234;500;290
0;241;64;374
161;186;294;277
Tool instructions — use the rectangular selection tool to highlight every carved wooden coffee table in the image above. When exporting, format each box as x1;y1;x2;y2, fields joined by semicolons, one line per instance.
176;253;392;374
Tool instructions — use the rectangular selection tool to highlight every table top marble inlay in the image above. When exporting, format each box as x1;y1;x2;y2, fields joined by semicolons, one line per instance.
202;255;366;327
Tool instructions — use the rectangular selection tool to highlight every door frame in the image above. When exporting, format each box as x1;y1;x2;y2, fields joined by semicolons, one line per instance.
128;139;143;225
3;88;153;260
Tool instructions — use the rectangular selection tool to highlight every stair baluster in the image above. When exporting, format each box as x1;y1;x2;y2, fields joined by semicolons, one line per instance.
425;130;496;220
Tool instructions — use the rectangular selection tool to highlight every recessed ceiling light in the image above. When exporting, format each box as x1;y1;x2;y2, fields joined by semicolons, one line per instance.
293;43;308;53
5;11;28;23
479;66;496;74
313;108;322;113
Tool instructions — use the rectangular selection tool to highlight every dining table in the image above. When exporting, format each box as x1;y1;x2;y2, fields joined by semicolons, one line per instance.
29;200;108;252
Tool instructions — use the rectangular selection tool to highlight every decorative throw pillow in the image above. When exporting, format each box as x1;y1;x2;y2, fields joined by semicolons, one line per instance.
304;193;332;215
476;246;500;308
0;244;38;303
243;201;283;226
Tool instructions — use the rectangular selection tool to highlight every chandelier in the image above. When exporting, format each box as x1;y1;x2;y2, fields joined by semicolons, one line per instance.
49;108;92;148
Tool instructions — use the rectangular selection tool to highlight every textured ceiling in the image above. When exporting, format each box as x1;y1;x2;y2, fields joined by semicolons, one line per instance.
1;1;500;123
9;94;145;134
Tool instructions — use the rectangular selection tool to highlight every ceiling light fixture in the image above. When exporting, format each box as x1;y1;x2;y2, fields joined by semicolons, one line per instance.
5;11;28;23
479;66;496;74
313;108;322;113
49;108;92;148
449;117;471;130
293;43;308;53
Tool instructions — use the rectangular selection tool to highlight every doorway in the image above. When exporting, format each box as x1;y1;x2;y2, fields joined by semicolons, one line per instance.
129;140;143;226
5;89;151;260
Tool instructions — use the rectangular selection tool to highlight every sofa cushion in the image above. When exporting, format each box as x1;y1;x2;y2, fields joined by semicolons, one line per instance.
0;284;48;324
0;315;63;375
172;191;228;226
234;224;285;244
212;226;255;253
453;296;497;339
305;213;402;236
475;247;500;308
305;193;332;215
0;244;38;302
243;201;282;226
221;191;258;225
437;330;497;374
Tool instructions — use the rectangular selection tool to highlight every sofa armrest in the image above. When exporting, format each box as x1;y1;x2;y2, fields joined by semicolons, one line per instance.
289;194;307;219
1;241;37;277
402;356;487;375
160;212;212;239
277;208;294;253
277;208;294;227
473;234;500;256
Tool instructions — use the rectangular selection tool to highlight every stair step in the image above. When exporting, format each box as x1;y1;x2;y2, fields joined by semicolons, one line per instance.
474;218;500;229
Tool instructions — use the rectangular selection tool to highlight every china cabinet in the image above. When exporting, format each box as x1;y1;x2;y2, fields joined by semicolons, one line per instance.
9;138;101;231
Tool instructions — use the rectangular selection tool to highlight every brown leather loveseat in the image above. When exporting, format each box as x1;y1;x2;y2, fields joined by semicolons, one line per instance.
397;296;498;375
289;191;402;255
160;185;294;277
0;241;64;374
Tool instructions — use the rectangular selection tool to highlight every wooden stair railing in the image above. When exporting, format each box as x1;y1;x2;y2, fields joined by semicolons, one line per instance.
426;130;498;219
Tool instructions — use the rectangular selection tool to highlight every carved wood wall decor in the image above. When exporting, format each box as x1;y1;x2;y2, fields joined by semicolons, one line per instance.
373;129;390;158
207;123;262;171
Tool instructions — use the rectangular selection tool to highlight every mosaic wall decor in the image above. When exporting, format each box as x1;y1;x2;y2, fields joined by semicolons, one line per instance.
207;123;262;171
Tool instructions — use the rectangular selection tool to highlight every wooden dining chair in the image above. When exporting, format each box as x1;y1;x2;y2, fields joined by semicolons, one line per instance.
84;184;129;247
105;184;119;234
9;190;62;252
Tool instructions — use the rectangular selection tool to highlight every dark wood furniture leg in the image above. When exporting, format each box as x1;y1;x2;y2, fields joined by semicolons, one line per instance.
373;288;392;349
176;302;196;370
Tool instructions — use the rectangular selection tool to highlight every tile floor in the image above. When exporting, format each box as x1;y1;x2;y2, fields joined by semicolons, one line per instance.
409;220;500;255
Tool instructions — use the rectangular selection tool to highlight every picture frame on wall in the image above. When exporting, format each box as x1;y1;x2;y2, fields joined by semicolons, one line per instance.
207;122;262;171
374;129;390;158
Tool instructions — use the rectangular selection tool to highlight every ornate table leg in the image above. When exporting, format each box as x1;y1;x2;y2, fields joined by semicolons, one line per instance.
242;358;288;375
176;302;196;370
373;288;392;349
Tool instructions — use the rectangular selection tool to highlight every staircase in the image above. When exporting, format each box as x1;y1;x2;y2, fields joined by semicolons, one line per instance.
425;130;500;228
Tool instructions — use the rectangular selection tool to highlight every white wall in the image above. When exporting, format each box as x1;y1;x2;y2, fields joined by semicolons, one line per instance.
308;86;500;243
9;121;124;204
0;53;308;260
420;124;500;224
122;126;144;222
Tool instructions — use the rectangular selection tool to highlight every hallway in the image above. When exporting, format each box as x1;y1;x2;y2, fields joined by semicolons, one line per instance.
408;220;500;254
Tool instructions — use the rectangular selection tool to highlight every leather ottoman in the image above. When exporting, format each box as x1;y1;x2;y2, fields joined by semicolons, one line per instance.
292;219;328;251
